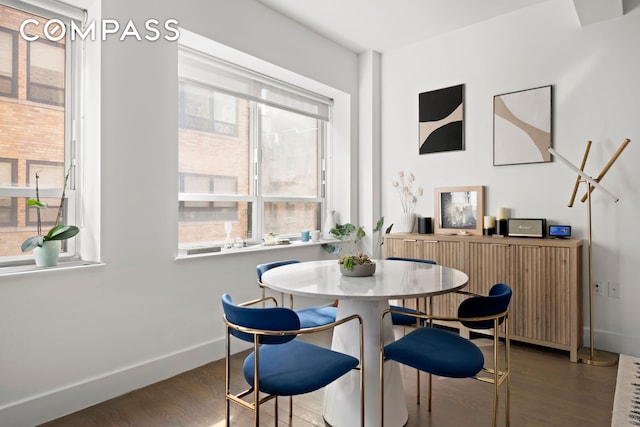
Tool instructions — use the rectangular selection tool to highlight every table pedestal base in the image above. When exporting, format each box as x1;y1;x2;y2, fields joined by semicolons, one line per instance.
324;299;408;427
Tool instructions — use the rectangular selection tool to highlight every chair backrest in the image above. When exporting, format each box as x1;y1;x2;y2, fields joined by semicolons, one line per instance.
256;259;300;282
457;283;512;330
221;294;300;345
385;257;436;265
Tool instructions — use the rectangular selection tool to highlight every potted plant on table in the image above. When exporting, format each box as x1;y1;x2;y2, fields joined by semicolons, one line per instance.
21;169;80;267
322;217;392;276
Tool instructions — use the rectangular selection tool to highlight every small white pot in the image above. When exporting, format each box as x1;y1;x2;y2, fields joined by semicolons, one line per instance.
392;212;416;233
33;240;61;267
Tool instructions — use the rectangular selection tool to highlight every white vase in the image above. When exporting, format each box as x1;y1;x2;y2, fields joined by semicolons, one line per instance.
323;210;337;239
33;240;61;267
393;212;416;234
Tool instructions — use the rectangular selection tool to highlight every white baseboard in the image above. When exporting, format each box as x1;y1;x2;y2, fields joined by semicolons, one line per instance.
586;329;640;358
0;337;250;427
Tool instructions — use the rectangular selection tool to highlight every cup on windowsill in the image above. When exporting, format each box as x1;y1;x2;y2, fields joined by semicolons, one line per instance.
301;230;310;242
310;230;321;241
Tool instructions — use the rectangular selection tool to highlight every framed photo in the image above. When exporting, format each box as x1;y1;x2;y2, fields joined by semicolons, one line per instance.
434;186;485;235
419;84;464;155
493;85;552;166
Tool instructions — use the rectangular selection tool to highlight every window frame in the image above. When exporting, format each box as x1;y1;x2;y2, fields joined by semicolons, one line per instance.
178;172;240;222
26;36;66;107
257;109;327;237
0;157;18;226
0;0;85;267
0;26;18;98
24;160;65;227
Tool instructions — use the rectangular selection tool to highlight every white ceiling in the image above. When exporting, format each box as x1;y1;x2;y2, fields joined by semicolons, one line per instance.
257;0;627;53
257;0;552;53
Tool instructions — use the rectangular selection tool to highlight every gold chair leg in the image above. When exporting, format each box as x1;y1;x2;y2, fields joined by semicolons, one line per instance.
416;369;420;405
428;373;433;412
506;317;511;427
423;295;434;409
225;330;231;426
493;324;499;427
380;355;385;426
225;398;230;427
493;382;498;427
254;393;259;427
506;376;511;427
254;339;260;427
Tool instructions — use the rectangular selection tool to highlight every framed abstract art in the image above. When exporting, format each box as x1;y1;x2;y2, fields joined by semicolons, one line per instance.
493;85;552;166
419;84;464;155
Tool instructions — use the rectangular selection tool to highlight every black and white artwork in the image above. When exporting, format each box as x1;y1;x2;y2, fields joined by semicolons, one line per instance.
419;84;464;155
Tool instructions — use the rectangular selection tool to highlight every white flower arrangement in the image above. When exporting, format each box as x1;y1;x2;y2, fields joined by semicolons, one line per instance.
391;171;423;214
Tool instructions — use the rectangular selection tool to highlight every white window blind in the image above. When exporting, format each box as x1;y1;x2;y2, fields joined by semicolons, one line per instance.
178;47;332;121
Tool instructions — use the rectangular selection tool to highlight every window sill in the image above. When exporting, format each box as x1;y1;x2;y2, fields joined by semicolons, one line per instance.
176;239;337;260
0;259;104;277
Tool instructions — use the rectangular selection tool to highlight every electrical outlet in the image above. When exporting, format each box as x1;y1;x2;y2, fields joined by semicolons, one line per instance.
593;281;603;296
608;282;620;298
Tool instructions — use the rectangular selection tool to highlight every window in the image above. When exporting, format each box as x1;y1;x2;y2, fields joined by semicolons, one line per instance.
177;39;331;251
0;158;17;226
27;38;65;106
0;27;17;98
179;173;239;222
179;82;237;136
25;161;64;226
0;1;84;262
261;105;322;235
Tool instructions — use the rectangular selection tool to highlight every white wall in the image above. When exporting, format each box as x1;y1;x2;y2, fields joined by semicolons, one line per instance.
0;1;358;425
358;51;383;256
381;0;640;355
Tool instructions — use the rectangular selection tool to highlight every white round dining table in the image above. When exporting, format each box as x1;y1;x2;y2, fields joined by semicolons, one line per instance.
261;258;469;427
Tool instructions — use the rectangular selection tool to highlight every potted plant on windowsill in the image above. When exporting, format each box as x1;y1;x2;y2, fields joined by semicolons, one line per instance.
322;217;392;277
21;169;79;267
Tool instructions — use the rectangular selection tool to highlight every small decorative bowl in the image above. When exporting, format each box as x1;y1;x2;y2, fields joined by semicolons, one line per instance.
339;262;376;277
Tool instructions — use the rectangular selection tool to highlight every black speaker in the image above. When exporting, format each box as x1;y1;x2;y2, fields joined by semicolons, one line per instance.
496;219;508;236
418;217;432;234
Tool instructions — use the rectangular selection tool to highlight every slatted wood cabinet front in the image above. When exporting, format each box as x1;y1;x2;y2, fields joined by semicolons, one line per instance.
384;233;583;362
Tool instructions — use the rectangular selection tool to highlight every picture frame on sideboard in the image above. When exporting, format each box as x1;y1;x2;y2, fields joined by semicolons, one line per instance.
434;185;485;235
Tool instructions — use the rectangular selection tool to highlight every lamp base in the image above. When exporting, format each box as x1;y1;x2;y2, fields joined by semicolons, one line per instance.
577;347;619;366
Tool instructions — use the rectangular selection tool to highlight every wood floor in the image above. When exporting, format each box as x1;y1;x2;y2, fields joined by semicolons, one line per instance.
39;339;618;427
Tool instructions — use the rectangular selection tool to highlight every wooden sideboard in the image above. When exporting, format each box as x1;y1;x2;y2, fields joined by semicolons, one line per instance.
384;233;583;362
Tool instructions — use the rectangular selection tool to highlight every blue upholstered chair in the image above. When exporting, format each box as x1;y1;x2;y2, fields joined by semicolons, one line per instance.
222;294;364;426
257;260;338;328
381;283;512;427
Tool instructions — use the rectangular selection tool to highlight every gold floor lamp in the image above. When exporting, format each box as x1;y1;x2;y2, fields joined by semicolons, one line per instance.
548;138;630;366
